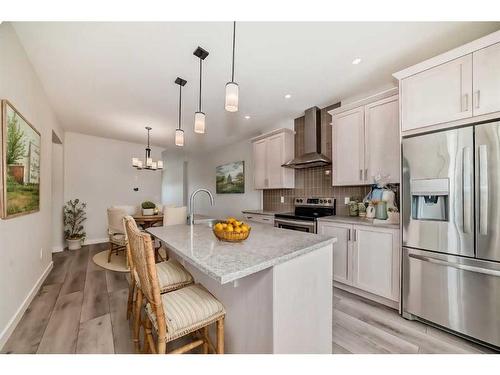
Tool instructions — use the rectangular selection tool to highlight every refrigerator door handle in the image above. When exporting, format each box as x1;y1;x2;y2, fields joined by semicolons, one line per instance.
478;144;488;235
462;147;473;234
408;253;500;277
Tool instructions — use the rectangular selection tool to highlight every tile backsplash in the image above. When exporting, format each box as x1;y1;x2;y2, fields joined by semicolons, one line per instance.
262;104;397;216
263;167;372;216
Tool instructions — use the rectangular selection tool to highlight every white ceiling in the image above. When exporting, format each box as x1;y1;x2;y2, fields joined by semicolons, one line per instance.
13;22;500;152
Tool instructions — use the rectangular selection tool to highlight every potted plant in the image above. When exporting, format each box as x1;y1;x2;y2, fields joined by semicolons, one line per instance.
142;201;156;216
64;199;87;250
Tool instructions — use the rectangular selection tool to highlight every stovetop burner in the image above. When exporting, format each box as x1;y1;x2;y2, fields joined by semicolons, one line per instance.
275;197;336;222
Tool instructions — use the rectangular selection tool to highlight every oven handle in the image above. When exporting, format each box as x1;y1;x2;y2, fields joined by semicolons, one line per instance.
274;218;316;228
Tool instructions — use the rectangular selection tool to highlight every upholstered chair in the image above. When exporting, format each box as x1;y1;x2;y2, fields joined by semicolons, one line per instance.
123;216;195;351
124;216;225;354
107;207;128;262
163;206;188;226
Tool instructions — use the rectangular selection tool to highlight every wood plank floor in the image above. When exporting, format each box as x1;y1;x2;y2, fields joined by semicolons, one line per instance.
2;243;134;354
2;244;497;354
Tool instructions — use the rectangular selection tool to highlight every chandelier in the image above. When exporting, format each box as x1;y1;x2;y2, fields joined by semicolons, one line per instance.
132;126;163;170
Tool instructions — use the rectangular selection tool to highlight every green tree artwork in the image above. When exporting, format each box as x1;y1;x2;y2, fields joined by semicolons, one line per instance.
216;161;245;194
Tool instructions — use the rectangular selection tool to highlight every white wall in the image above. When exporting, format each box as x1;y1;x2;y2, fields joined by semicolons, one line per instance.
186;138;262;219
0;23;64;348
51;142;64;252
161;149;187;207
64;132;163;243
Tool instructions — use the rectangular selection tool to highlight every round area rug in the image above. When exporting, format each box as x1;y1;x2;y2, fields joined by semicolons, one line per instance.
92;250;129;273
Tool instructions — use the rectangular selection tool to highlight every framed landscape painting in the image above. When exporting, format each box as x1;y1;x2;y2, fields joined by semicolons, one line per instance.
216;161;245;194
1;100;41;219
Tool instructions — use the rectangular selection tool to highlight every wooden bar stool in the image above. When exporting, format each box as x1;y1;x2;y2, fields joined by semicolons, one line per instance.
123;217;194;351
124;216;226;354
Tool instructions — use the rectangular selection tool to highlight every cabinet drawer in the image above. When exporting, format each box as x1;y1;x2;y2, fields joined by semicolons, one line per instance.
244;213;274;225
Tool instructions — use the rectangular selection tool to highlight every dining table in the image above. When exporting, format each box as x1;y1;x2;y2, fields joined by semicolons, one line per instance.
132;214;163;229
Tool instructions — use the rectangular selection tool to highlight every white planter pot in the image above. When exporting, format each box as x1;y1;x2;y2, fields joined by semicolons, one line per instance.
142;208;154;216
67;238;82;251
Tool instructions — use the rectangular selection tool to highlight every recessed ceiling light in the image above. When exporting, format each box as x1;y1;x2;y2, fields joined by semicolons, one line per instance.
284;94;292;99
244;115;251;119
352;58;362;65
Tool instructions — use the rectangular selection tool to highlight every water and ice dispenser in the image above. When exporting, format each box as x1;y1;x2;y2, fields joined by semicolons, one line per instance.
411;178;449;221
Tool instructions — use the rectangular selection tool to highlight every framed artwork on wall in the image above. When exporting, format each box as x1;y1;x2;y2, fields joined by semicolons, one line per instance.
1;100;41;219
216;161;245;194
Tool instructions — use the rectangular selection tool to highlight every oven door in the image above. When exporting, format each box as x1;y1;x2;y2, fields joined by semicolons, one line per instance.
274;218;316;233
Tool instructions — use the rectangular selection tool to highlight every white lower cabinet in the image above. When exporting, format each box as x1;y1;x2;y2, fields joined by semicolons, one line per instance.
243;213;274;225
318;221;351;284
318;221;400;305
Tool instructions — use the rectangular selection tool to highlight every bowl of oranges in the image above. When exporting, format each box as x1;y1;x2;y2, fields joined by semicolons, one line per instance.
213;217;251;242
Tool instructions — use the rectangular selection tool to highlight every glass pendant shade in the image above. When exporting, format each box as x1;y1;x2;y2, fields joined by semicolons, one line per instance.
194;112;206;134
132;157;139;167
152;161;157;170
137;160;143;169
157;160;164;169
175;129;185;147
225;82;239;112
146;157;153;167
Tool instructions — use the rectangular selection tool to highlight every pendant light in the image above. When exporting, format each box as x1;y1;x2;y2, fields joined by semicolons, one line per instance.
132;127;163;171
193;46;209;134
174;77;187;147
225;21;239;112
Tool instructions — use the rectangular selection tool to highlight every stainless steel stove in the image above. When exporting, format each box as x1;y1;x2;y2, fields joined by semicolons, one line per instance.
274;197;336;233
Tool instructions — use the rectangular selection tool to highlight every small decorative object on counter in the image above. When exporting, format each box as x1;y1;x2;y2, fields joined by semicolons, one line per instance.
387;207;400;224
358;202;367;217
213;217;251;242
366;201;376;219
348;201;359;217
375;201;388;220
141;201;156;216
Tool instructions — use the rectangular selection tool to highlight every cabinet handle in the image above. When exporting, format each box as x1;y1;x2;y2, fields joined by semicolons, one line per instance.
353;229;357;242
364;169;368;181
474;90;481;109
348;229;351;242
359;169;363;181
463;93;469;112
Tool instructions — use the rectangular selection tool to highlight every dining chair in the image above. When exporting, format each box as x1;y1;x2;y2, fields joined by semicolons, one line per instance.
107;207;128;262
163;206;188;226
124;216;225;354
123;216;195;351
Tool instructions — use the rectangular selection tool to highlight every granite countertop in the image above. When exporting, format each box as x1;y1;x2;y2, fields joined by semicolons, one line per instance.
241;209;285;215
147;222;336;284
317;215;400;229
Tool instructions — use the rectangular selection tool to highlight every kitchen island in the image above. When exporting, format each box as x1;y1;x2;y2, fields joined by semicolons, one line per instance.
147;222;336;354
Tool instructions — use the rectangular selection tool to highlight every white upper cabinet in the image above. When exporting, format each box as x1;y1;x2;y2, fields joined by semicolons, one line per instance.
401;55;473;132
331;107;365;185
253;139;268;189
473;42;500;116
394;30;500;134
330;89;399;186
364;95;400;183
251;129;294;190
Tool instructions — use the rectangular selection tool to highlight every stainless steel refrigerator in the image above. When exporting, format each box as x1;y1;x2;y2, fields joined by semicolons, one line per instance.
402;120;500;348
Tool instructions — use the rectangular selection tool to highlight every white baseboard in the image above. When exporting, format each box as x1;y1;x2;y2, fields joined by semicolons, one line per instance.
84;237;109;245
0;261;54;351
52;245;64;253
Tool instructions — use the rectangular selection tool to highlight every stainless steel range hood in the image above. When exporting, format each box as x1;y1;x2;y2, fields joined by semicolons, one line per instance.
282;106;332;169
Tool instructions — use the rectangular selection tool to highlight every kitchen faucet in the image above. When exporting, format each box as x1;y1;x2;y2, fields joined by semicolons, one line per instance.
189;188;215;225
